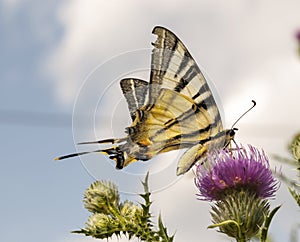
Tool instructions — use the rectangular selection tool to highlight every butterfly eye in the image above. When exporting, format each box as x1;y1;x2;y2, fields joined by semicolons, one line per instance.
230;128;238;137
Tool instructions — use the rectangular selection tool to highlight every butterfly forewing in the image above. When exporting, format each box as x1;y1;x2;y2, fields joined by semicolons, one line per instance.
150;27;223;134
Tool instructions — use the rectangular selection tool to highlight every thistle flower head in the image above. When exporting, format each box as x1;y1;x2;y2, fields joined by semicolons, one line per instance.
75;176;174;241
195;145;279;201
289;133;300;162
83;180;120;214
195;145;280;241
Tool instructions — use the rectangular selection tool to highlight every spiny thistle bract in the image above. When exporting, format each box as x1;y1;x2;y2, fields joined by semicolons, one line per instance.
210;191;269;240
195;145;280;242
73;173;174;241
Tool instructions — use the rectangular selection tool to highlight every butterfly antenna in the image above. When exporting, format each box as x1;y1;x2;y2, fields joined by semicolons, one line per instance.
231;100;256;129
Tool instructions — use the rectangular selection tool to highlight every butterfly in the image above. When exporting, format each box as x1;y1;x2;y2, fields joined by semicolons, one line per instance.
56;26;239;175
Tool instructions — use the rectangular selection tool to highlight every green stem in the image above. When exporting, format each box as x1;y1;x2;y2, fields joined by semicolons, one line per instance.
106;198;127;229
208;219;246;241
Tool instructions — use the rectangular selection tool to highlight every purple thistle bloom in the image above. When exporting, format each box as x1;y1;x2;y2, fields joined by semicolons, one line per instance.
296;30;300;42
195;145;279;201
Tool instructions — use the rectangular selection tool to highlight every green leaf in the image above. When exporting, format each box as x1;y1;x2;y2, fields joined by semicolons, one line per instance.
157;214;174;242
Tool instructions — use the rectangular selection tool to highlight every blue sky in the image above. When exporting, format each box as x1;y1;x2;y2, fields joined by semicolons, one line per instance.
1;1;300;242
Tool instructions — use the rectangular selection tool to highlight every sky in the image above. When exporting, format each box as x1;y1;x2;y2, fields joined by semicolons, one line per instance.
1;1;300;242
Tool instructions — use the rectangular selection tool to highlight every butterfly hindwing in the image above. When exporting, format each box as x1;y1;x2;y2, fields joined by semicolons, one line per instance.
120;78;148;121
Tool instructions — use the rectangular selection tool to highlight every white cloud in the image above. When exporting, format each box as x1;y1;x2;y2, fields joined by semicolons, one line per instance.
45;0;300;110
45;0;154;105
224;55;300;127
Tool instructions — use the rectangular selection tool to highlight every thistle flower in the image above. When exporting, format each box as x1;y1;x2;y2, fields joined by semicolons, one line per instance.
83;180;120;214
195;145;280;241
195;145;279;201
296;30;300;43
290;132;300;162
74;176;174;241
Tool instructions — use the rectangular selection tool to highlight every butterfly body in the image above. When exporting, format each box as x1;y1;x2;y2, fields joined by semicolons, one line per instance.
56;26;236;175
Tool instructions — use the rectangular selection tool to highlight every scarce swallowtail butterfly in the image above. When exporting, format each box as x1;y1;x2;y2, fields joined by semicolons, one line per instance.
56;26;246;175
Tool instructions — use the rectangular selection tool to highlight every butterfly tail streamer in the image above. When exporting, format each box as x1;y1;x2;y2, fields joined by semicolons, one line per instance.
54;149;105;160
55;138;126;164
